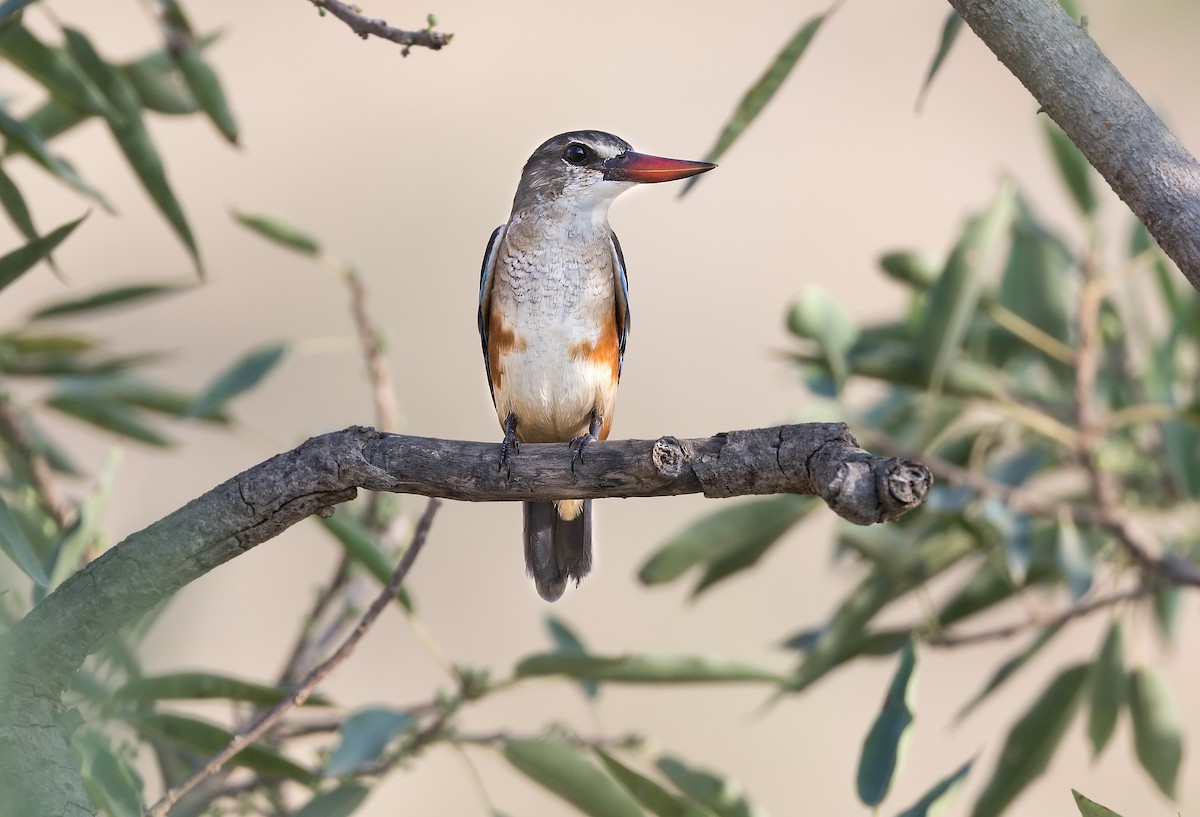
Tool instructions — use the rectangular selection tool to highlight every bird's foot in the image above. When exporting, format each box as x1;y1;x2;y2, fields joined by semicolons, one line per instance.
499;413;520;474
569;432;598;475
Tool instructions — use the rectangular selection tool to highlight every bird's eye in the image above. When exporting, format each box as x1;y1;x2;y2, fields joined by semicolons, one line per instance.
563;143;591;165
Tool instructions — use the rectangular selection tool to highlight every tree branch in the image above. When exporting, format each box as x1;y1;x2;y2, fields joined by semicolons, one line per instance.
948;0;1200;290
307;0;452;54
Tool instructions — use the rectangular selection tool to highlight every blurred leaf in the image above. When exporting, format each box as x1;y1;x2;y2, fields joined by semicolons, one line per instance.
956;622;1063;722
915;11;963;111
682;10;827;194
1058;0;1080;19
46;447;118;587
639;495;812;588
1127;666;1182;798
0;162;37;241
969;663;1088;817
293;784;371;817
0;492;50;586
879;251;939;290
173;46;238;143
130;712;314;783
1152;584;1182;643
187;342;288;418
1055;513;1092;600
656;756;763;817
116;671;330;707
63;27;202;273
233;210;322;256
51;376;225;423
1071;790;1125;817
16;97;88;143
595;749;718;817
692;498;817;595
504;738;644;817
857;639;917;806
317;512;412;611
32;283;181;319
996;203;1074;349
830;343;1005;399
0;213;87;292
46;395;172;446
1087;621;1125;758
72;729;144;817
894;758;973;817
120;32;220;114
787;287;858;391
0;107;110;206
0;0;36;22
516;653;785;685
546;615;599;699
1042;119;1096;217
0;24;114;117
325;707;415;777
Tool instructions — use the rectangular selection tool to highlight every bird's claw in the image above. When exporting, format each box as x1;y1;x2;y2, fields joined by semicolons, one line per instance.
569;432;598;475
499;415;520;474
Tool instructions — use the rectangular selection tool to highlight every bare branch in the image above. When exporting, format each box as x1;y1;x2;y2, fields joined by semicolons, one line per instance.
307;0;452;53
948;0;1200;290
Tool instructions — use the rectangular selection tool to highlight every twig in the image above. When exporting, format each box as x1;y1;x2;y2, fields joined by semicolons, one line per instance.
345;268;401;434
307;0;452;53
0;394;74;530
275;553;352;685
144;498;441;817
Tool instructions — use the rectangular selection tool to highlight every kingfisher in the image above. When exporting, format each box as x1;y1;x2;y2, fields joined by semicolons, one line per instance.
477;130;715;601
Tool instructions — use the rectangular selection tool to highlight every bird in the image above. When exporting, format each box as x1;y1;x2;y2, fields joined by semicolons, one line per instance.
477;130;715;601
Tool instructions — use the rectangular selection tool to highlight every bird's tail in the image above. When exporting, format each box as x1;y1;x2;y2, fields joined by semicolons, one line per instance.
523;500;593;602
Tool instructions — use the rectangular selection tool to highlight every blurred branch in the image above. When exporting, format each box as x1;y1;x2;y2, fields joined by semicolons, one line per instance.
145;498;440;817
947;0;1200;290
0;393;74;529
307;0;452;53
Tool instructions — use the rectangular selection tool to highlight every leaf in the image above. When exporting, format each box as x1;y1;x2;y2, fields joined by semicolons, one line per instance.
857;639;917;806
46;395;172;446
46;447;119;587
115;672;330;707
656;756;762;817
325;707;415;777
0;162;37;241
0;24;114;117
787;286;858;391
0;492;50;586
32;284;181;319
1127;666;1182;798
62;28;202;274
1071;790;1126;817
1087;621;1125;758
835;343;1005;399
120;32;220;114
317;512;412;611
72;729;144;817
187;342;288;417
956;623;1063;722
51;376;225;423
1055;512;1092;600
969;663;1088;817
639;495;812;587
682;10;828;195
233;210;322;256
894;759;973;817
504;738;644;817
173;46;238;143
916;11;963;111
0;0;37;23
879;251;940;290
1042;119;1096;217
1152;585;1182;644
293;784;371;817
546;615;599;700
515;653;785;685
595;749;718;817
996;204;1073;349
0;107;110;206
130;712;314;783
0;214;87;293
691;499;817;595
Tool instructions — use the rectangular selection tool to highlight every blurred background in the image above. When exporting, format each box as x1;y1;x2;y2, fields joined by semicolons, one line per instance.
2;0;1198;814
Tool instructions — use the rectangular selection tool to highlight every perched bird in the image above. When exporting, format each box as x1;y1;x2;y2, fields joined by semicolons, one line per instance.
477;130;715;601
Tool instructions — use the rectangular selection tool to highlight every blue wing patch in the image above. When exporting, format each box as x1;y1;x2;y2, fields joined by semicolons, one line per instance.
609;231;630;380
478;224;506;408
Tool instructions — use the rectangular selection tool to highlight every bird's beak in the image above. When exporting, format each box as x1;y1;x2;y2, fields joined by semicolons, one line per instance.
601;151;716;183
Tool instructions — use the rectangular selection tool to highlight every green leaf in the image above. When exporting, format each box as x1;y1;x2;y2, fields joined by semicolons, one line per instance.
0;0;37;23
834;343;1005;399
916;11;963;110
546;615;599;699
1152;584;1182;643
1087;621;1125;758
0;107;110;206
115;672;330;707
879;251;940;290
956;623;1064;722
0;492;50;586
682;10;828;195
32;283;181;319
857;639;917;806
46;395;172;446
919;183;1016;392
656;756;762;817
1042;119;1096;217
317;512;412;610
130;712;314;783
0;162;37;241
996;204;1073;349
187;342;288;417
1127;666;1182;798
51;376;226;423
1071;790;1126;817
894;759;973;817
0;24;114;117
595;749;718;817
233;210;322;256
119;32;220;115
691;499;817;595
62;28;202;273
1055;513;1092;600
0;213;87;292
325;707;415;777
969;663;1088;817
173;46;238;143
46;447;118;587
515;653;785;685
504;738;644;817
72;729;144;817
787;286;858;391
639;495;812;587
293;784;371;817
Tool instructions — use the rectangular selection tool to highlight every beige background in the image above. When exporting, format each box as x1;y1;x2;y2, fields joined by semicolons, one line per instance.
2;0;1198;814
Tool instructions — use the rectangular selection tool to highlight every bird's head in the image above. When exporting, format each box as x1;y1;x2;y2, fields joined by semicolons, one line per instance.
511;130;715;218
